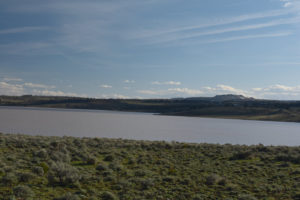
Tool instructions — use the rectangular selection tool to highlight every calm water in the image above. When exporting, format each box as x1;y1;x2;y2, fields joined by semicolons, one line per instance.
0;106;300;146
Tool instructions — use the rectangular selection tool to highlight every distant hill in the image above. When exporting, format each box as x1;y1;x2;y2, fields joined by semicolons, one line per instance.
177;94;255;101
211;94;255;101
2;94;300;123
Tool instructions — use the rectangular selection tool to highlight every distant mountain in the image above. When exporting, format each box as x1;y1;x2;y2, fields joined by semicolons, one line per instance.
211;94;254;101
178;94;255;101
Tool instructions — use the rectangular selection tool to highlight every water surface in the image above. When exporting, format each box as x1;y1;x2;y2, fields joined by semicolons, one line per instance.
0;106;300;146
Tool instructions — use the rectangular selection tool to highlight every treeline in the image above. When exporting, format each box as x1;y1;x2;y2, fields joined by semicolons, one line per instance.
1;95;300;122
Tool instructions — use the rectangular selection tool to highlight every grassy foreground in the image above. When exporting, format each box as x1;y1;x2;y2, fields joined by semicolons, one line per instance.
1;133;300;200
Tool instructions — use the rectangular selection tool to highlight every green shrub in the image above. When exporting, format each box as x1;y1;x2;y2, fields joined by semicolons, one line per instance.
40;162;49;174
86;156;96;165
109;162;123;172
192;194;206;200
13;185;34;199
54;192;80;200
17;172;35;183
47;162;80;186
238;194;258;200
231;151;252;160
103;175;115;182
32;166;44;176
96;163;108;171
35;149;48;159
205;174;222;185
137;178;154;190
1;173;17;186
50;151;71;163
104;155;114;162
101;191;118;200
134;169;147;177
162;176;175;183
0;167;5;176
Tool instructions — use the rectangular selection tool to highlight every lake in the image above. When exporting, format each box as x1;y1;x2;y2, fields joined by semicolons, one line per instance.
0;106;300;146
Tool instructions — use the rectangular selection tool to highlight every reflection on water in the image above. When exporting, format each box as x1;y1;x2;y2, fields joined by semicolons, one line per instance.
0;106;300;146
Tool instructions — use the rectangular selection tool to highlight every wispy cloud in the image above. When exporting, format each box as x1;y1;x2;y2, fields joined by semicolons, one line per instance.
100;84;113;88
1;0;297;56
24;82;56;89
249;84;300;99
252;84;300;92
168;88;203;95
32;89;86;97
2;77;23;82
99;94;130;99
174;31;293;46
201;84;300;100
281;0;300;11
0;82;24;95
129;9;293;40
138;85;246;97
143;17;300;45
0;80;83;97
0;42;54;55
151;81;181;86
137;83;300;100
0;26;49;34
124;80;135;84
138;87;202;96
203;85;248;96
138;90;163;96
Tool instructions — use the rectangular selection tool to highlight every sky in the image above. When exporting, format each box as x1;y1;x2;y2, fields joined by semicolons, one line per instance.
0;0;300;100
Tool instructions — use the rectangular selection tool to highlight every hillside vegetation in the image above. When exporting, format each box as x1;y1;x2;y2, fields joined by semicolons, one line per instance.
1;133;300;199
1;95;300;123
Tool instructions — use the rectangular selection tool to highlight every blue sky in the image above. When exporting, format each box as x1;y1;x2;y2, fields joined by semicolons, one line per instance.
0;0;300;99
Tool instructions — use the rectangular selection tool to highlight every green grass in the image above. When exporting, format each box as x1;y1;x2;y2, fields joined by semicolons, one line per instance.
1;133;300;199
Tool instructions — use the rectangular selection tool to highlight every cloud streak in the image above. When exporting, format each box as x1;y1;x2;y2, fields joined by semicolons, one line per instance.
2;77;23;82
174;31;293;46
99;94;130;99
124;80;135;84
0;82;24;95
2;77;300;100
24;83;56;89
32;89;86;97
0;26;49;34
151;81;181;86
129;9;293;40
138;84;300;100
143;17;300;45
100;84;113;88
0;79;84;97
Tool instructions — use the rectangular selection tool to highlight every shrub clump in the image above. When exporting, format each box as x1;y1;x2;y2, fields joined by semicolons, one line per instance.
50;151;71;163
230;151;252;160
17;172;35;183
86;156;96;165
205;174;224;185
101;191;118;200
104;155;114;162
32;166;44;176
13;185;34;199
47;162;80;186
1;172;17;186
35;149;48;159
238;194;258;200
96;163;108;171
54;192;81;200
